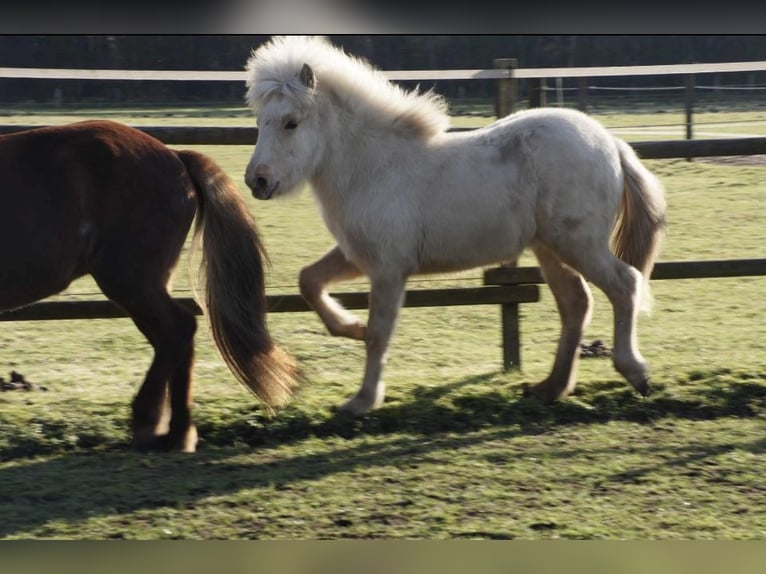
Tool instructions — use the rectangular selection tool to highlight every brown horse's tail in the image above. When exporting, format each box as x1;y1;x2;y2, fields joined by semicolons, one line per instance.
176;150;300;412
612;138;667;313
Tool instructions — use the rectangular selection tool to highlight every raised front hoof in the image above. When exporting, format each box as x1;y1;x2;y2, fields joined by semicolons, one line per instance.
345;322;367;341
521;380;572;403
132;426;198;453
330;319;367;341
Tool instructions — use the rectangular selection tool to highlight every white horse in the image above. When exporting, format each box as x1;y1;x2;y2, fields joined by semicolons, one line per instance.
244;36;666;416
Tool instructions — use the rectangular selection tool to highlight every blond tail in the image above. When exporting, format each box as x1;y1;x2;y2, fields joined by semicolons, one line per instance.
612;138;667;313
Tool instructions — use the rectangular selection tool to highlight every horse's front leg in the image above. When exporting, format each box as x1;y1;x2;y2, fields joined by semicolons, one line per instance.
339;272;407;416
299;245;366;339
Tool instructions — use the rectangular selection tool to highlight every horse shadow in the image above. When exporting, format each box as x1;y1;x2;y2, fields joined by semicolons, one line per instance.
196;369;766;447
1;369;765;538
0;424;527;538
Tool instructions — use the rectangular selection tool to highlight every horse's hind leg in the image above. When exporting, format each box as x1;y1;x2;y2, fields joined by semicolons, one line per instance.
556;246;649;396
299;245;366;339
162;304;198;451
594;260;649;395
93;274;198;452
526;244;593;401
129;295;197;452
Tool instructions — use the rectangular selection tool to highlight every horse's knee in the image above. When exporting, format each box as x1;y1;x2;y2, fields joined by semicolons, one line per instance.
299;266;320;301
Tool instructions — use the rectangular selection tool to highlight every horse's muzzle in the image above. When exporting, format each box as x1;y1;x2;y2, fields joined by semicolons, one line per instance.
248;177;278;200
245;164;277;200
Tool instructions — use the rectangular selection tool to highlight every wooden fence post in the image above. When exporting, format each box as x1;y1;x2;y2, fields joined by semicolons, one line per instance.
501;303;521;370
529;77;547;108
494;58;517;119
685;73;695;162
577;77;588;111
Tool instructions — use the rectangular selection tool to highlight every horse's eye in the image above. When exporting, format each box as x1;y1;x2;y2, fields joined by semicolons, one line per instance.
285;119;298;130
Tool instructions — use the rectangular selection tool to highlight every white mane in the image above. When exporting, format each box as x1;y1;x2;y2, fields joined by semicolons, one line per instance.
245;35;450;139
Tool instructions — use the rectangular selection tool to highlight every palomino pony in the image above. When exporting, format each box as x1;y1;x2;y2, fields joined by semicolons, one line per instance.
0;120;299;452
244;36;666;416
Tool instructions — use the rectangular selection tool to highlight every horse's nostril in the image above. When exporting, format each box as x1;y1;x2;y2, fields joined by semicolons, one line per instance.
255;176;268;191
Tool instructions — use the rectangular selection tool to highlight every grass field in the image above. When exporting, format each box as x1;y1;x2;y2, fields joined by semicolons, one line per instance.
0;103;765;539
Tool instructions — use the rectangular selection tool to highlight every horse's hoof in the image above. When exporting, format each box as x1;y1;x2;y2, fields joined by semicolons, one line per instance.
132;427;197;453
133;434;171;452
337;393;384;417
171;425;199;453
522;381;568;403
521;382;534;398
632;378;650;397
348;322;367;341
337;400;373;417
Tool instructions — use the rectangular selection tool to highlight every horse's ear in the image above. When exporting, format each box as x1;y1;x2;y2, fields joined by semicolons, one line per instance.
299;63;315;90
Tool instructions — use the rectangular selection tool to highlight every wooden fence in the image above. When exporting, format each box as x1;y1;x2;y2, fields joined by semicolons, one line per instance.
1;129;764;369
484;259;766;369
3;59;766;136
1;60;765;370
1;125;766;158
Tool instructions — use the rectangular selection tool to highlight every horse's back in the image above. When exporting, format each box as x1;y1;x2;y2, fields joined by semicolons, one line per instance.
408;108;628;273
0;121;197;311
434;108;621;201
489;108;624;210
487;107;619;163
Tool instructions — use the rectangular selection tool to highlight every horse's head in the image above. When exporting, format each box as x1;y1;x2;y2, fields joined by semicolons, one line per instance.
244;35;450;201
245;63;323;200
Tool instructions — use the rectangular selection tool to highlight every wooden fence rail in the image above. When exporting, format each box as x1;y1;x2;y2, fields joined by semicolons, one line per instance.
0;124;764;370
1;57;764;370
484;258;766;286
484;259;766;370
4;58;766;142
2;124;766;159
3;61;764;81
0;285;540;322
2;59;766;143
0;286;541;370
1;124;764;369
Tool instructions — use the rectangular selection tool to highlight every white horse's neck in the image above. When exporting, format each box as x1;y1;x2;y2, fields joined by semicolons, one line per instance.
309;99;414;199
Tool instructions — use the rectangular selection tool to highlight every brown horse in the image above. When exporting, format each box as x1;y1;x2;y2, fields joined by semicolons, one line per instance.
0;120;299;452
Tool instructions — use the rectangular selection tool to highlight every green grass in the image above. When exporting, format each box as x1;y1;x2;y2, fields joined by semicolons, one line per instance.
0;103;765;539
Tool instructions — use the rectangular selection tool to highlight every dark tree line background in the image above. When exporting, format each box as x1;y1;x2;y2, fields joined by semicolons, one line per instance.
1;35;764;104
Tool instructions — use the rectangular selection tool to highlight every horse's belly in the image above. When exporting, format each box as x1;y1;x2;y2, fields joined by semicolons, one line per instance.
0;231;83;311
0;263;80;311
417;223;527;274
